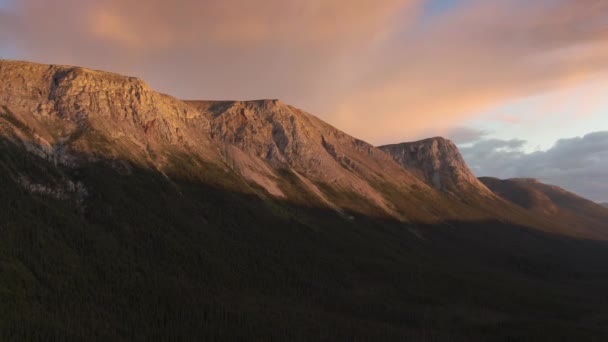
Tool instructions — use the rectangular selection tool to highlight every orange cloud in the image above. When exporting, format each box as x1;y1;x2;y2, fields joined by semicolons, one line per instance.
1;0;607;145
90;8;148;47
82;0;417;47
325;0;608;143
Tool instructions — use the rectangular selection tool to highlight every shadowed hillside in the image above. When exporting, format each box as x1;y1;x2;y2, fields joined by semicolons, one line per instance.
2;137;608;341
480;177;608;240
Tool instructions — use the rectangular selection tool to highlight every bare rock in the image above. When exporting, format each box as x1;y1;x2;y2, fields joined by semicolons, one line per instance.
379;137;495;198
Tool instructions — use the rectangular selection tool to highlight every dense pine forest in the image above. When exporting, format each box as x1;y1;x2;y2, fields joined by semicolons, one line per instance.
2;138;608;341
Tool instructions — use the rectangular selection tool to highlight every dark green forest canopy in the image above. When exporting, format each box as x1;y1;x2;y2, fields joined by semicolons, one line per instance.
1;139;608;341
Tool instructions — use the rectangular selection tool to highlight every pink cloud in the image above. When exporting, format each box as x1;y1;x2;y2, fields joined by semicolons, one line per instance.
494;115;523;125
1;0;607;144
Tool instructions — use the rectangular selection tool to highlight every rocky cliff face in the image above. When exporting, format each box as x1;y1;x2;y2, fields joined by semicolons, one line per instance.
0;60;217;169
185;100;447;220
0;60;460;223
379;137;494;198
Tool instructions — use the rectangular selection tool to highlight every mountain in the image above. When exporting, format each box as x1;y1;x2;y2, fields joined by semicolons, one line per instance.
379;137;496;199
0;60;468;224
480;177;608;239
379;138;608;240
1;60;608;341
0;60;586;230
601;202;608;208
184;99;449;221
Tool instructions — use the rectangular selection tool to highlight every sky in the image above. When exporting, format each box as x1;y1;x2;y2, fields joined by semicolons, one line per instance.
0;0;607;202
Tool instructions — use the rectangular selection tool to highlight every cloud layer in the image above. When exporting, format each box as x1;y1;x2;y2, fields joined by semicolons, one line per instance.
1;0;607;145
461;131;608;202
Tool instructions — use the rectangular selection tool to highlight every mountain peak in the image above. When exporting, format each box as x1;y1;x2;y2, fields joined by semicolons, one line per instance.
413;136;454;144
0;60;213;168
379;137;494;198
0;59;150;89
0;60;202;124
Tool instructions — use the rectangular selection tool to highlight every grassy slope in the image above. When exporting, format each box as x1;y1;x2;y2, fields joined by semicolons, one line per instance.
1;139;608;341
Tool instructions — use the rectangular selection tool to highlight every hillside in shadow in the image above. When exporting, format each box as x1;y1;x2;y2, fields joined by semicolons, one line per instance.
2;138;608;341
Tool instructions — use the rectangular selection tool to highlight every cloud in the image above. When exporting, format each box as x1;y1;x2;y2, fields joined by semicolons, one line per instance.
331;0;608;143
461;131;608;202
1;0;607;145
493;115;523;125
444;127;489;144
0;0;418;56
104;0;412;45
0;0;422;118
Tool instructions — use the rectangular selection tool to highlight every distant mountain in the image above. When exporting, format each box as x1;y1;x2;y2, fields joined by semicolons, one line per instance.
378;138;608;239
480;177;608;239
601;202;608;208
2;60;608;340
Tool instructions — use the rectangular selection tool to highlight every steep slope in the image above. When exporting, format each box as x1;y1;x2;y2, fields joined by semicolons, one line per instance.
185;100;461;221
0;60;214;161
480;177;608;239
0;60;461;223
0;60;237;196
379;137;495;199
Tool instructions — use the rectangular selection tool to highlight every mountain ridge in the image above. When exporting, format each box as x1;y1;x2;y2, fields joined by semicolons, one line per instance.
0;60;454;224
1;59;606;236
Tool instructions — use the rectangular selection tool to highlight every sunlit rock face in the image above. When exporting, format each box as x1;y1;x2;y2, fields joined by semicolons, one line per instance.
379;137;495;198
0;60;216;169
185;99;443;220
0;60;452;222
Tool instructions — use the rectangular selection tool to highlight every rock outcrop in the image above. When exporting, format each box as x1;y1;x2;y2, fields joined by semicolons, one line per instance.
379;137;494;198
0;60;216;168
186;100;441;219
